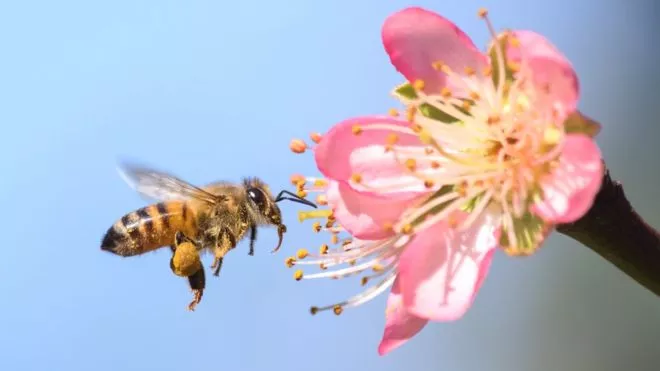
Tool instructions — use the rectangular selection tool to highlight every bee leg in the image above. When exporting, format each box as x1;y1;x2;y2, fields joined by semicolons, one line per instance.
211;227;236;277
187;266;205;311
248;225;257;256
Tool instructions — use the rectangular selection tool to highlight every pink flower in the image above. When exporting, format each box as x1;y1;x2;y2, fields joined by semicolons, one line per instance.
287;7;603;355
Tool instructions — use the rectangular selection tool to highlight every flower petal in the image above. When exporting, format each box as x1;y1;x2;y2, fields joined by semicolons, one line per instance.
377;277;428;356
315;116;434;194
532;134;603;224
326;180;426;240
382;7;488;93
397;209;500;321
505;30;579;118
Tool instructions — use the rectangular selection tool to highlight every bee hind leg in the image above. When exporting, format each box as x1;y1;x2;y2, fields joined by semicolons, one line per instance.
186;267;205;311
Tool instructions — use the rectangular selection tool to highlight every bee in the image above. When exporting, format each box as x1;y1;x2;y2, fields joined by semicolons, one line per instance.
100;162;317;311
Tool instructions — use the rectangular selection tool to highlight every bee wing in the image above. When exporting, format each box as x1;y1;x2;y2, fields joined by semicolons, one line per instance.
117;161;222;205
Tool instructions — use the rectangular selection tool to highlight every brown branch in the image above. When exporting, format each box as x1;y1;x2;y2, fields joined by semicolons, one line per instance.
556;166;660;296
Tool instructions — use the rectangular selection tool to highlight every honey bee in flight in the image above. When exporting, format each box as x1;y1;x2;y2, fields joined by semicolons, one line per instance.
100;162;317;311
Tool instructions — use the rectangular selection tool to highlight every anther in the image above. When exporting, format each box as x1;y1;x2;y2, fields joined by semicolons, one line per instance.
431;161;441;169
413;79;425;90
310;306;319;315
462;100;472;111
487;114;501;125
424;179;435;188
319;244;329;255
313;179;328;187
432;61;444;71
361;277;369;286
294;270;304;281
386;133;399;145
388;108;400;117
289;139;307;154
508;36;521;48
404;158;417;171
296;249;309;259
319;263;328;270
297;189;308;198
478;8;488;18
482;66;492;77
312;222;322;232
401;224;414;235
350;173;362;184
440;87;452;98
352;125;363;135
348;259;357;266
382;222;394;233
411;123;422;133
372;264;385;272
285;257;296;268
464;66;476;76
424;147;434;155
507;61;521;73
290;174;305;186
333;305;343;315
315;194;328;206
469;91;480;100
331;234;339;244
406;105;417;122
310;132;323;144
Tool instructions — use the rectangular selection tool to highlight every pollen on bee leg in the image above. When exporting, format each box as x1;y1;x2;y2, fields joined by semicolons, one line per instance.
289;139;307;154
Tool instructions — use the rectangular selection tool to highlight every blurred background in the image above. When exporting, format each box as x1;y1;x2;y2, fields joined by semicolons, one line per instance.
1;0;659;370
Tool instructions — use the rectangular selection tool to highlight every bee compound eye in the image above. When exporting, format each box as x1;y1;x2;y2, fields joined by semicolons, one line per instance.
247;188;266;205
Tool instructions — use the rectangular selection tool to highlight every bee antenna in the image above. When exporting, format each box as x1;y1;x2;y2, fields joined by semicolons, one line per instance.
275;190;318;209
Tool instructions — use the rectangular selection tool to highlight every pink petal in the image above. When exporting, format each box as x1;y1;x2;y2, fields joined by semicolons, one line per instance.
377;277;428;356
314;116;433;195
532;134;603;224
505;30;579;118
382;7;488;93
397;209;501;321
326;180;426;240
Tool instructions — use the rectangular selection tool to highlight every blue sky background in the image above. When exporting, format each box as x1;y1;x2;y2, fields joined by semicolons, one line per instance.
1;1;659;370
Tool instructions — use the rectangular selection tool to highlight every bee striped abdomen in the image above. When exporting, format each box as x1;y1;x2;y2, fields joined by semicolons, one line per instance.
101;201;198;257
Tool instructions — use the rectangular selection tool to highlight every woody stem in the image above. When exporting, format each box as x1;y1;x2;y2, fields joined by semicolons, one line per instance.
556;163;660;296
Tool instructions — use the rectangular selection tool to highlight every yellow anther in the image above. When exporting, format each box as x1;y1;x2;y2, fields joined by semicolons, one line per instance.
464;66;476;76
310;132;323;144
372;264;385;272
447;215;459;229
440;87;452;98
325;220;335;229
478;8;488;18
507;61;521;73
462;100;472;111
361;277;369;286
290;174;306;186
424;147;434;155
382;222;394;233
352;125;363;135
388;108;400;117
469;91;480;100
406;105;417;122
386;133;399;145
312;222;322;232
457;182;468;197
404;158;417;171
342;239;352;247
432;60;444;71
310;306;319;315
319;244;329;255
285;256;296;268
315;194;328;206
319;263;328;270
348;259;357;266
350;173;362;184
418;128;433;145
411;123;422;133
297;189;308;198
543;127;562;145
509;36;521;48
440;65;452;74
294;270;304;281
313;178;328;187
289;139;307;154
401;224;414;235
413;79;425;90
487;114;501;125
331;234;339;244
296;249;309;260
431;161;441;169
333;305;343;315
424;179;435;189
482;66;492;77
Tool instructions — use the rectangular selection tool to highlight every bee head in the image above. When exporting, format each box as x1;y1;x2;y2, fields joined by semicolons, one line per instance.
243;177;317;253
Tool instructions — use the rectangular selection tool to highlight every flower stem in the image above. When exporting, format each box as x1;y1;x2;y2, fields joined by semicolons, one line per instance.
556;163;660;296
